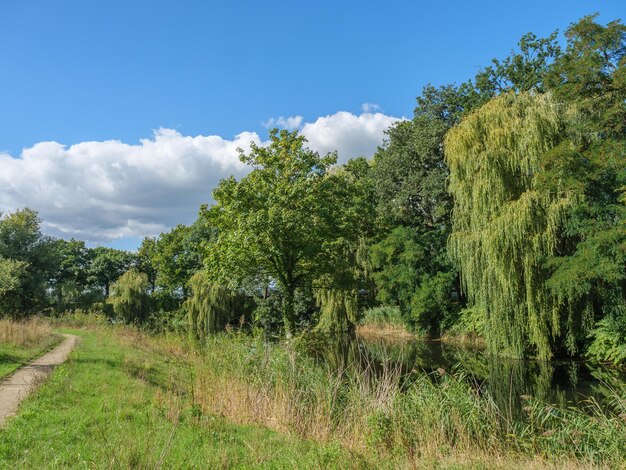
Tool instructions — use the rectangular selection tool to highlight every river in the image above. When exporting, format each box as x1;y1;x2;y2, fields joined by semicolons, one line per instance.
304;333;626;419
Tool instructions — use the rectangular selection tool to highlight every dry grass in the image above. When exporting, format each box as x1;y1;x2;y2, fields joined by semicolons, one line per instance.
0;318;53;348
109;327;625;469
356;323;416;342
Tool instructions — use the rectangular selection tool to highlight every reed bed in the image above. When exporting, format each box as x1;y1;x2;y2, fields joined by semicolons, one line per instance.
183;334;626;467
113;328;626;468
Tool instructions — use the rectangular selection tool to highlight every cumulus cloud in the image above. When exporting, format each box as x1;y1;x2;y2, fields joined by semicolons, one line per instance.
262;115;303;130
302;110;399;162
0;109;401;243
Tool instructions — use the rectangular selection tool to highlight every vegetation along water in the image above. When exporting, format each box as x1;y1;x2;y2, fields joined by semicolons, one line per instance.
0;13;625;469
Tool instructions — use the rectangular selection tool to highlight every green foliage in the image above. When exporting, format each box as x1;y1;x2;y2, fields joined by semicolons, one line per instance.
136;236;158;292
314;287;358;333
371;84;473;230
205;129;366;335
448;306;486;337
0;209;56;316
184;271;241;339
546;14;626;137
587;305;626;365
410;271;458;334
368;83;475;335
369;227;424;315
253;287;317;333
0;258;28;298
446;92;578;359
474;30;561;94
107;269;151;324
88;247;137;298
360;306;404;327
149;219;212;299
370;227;455;330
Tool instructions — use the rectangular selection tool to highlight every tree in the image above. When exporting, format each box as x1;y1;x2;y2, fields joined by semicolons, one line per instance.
474;31;561;95
150;221;209;298
446;92;579;359
205;129;356;335
368;83;488;334
546;14;626;137
444;16;625;360
184;272;240;339
88;247;136;297
137;237;158;293
0;208;55;315
48;238;94;310
0;258;28;315
107;269;150;323
540;15;626;362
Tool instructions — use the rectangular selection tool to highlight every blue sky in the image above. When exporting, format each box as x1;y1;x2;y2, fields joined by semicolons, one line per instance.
0;1;623;250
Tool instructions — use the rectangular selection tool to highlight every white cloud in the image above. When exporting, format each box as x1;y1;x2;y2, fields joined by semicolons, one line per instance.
0;110;401;243
262;115;303;130
301;110;400;162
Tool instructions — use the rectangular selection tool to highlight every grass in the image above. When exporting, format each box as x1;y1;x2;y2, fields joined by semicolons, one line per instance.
0;318;61;379
182;333;626;468
1;322;625;468
0;327;369;469
357;306;415;341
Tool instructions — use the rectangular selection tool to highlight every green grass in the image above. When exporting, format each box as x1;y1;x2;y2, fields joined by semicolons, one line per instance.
2;325;624;469
0;328;369;469
0;334;62;379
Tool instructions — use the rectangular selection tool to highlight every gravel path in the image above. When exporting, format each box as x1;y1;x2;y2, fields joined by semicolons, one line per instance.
0;334;78;427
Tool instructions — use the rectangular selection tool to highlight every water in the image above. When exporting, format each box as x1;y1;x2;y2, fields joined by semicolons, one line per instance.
305;333;626;418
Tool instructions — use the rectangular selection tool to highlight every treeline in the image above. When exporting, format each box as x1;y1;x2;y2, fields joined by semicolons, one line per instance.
0;209;205;321
1;15;624;363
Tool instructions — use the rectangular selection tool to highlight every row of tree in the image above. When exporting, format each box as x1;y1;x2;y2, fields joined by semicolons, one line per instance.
1;15;623;363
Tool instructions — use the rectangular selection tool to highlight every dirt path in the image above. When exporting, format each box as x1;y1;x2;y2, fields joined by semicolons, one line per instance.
0;333;78;427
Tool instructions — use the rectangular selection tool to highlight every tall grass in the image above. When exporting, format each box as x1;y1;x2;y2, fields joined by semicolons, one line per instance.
157;333;625;467
357;306;414;341
0;318;53;348
109;327;626;467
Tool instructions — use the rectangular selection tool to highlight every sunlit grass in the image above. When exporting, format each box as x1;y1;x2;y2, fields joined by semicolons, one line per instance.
0;318;60;379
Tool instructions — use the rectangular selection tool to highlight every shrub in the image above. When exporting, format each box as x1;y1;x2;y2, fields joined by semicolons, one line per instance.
410;271;458;334
586;305;626;365
360;306;405;327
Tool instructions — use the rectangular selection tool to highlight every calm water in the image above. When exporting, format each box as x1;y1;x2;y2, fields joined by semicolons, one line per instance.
306;333;626;418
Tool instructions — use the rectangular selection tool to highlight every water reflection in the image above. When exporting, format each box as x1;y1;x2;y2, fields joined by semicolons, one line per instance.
301;332;626;418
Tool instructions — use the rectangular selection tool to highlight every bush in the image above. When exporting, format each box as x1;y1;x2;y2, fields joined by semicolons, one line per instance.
448;305;486;337
410;271;459;334
360;306;405;327
253;287;317;334
56;308;108;328
586;305;626;365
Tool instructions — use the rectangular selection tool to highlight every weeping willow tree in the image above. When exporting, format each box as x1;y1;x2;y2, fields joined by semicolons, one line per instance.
107;269;150;324
314;234;373;333
446;92;581;360
185;271;237;340
314;285;358;333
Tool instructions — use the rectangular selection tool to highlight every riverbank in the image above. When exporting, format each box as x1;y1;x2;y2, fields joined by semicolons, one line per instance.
1;323;624;468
